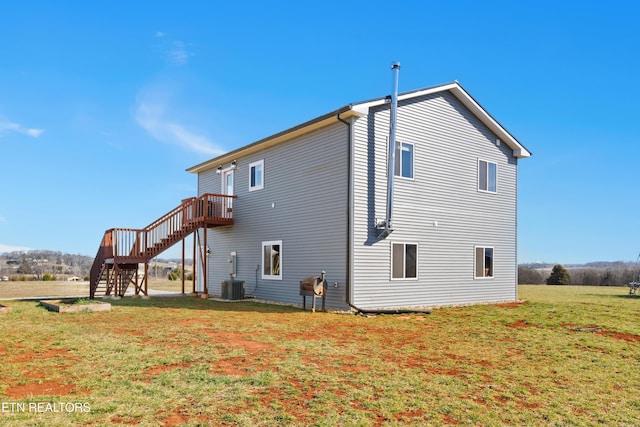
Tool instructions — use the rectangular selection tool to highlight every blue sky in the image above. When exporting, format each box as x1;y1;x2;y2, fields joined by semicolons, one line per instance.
0;1;638;264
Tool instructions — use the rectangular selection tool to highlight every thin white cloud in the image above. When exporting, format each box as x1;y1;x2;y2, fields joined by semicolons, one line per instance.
134;90;224;156
0;243;31;254
153;32;192;66
167;41;192;66
0;118;44;138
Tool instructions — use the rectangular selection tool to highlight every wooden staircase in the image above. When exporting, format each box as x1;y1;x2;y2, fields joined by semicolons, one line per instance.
90;193;235;298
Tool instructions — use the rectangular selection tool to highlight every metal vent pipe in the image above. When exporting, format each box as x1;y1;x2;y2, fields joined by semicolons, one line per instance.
381;61;401;237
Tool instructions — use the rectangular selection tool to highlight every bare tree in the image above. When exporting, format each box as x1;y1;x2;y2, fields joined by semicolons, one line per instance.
518;266;545;284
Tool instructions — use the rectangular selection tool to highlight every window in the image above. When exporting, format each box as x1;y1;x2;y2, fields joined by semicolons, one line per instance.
391;242;418;279
262;240;282;280
478;160;497;193
249;160;264;191
395;142;414;179
475;246;494;278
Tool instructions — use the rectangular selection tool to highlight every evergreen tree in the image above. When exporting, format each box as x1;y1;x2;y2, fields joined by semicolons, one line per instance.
546;264;571;285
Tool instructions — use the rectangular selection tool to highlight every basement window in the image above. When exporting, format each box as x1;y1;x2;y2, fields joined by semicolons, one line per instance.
391;242;418;280
249;159;264;191
478;159;497;193
395;142;414;179
475;246;494;278
262;240;282;280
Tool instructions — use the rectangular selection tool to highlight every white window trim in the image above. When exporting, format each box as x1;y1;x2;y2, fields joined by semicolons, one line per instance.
261;240;282;280
249;159;264;192
474;245;494;279
477;159;497;194
395;141;415;180
390;242;419;281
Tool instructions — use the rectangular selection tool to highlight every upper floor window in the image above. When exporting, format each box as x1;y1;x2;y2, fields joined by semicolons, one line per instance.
249;160;264;191
395;142;414;179
475;246;494;278
391;242;418;280
478;159;497;193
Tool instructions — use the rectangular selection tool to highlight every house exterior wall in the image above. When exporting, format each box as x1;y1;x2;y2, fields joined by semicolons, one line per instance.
351;91;518;309
197;122;350;308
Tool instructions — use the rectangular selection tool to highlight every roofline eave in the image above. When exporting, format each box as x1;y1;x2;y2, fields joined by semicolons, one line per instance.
186;106;364;174
187;81;531;174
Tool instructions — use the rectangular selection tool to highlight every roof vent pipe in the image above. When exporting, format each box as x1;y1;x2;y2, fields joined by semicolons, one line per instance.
378;61;400;238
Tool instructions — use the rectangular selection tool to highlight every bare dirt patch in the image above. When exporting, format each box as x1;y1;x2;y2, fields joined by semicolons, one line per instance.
110;416;141;425
566;325;640;342
10;348;72;363
441;413;458;425
495;301;528;308
597;330;640;342
211;356;254;376
508;319;536;328
4;381;80;399
159;406;207;427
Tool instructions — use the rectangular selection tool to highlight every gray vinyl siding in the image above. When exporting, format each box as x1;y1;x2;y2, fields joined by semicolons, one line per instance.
198;122;350;308
352;92;518;309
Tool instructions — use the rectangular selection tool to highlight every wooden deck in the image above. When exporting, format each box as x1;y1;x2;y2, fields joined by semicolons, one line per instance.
90;193;235;298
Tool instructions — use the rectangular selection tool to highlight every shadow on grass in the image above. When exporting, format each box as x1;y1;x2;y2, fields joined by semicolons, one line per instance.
584;293;640;300
105;295;303;313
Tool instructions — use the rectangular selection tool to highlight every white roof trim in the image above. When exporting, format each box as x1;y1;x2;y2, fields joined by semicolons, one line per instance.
349;81;531;159
447;84;531;158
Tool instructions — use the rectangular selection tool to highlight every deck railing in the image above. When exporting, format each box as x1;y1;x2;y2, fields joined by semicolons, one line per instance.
89;193;234;295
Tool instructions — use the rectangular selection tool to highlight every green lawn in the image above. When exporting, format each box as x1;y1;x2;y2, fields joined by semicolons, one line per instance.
0;285;638;426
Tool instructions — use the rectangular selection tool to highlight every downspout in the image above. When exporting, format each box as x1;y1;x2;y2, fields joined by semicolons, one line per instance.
338;107;429;315
337;111;355;310
377;62;401;239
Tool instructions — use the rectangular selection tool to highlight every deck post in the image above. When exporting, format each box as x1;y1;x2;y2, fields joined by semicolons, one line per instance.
203;226;208;295
113;265;119;296
134;267;139;295
181;238;185;294
192;230;196;294
106;266;111;296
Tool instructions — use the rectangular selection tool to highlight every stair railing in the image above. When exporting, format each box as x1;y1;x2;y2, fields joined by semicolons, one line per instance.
89;230;113;298
89;193;235;297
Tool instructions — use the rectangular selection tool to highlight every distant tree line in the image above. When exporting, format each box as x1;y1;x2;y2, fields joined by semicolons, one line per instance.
519;264;639;286
1;250;194;281
1;250;93;280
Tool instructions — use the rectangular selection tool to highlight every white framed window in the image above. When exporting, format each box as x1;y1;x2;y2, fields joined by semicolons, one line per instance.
391;242;418;280
395;142;414;179
249;159;264;191
478;159;497;193
475;246;494;279
262;240;282;280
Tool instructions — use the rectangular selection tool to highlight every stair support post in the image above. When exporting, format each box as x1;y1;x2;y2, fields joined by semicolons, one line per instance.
203;226;208;295
181;238;186;294
105;266;112;296
192;230;197;294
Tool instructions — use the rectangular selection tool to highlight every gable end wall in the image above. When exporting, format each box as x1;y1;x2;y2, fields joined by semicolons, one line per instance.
352;91;518;309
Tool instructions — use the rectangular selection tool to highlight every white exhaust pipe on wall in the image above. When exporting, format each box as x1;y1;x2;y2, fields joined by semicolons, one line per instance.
378;61;401;239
